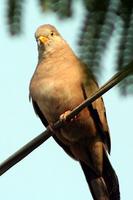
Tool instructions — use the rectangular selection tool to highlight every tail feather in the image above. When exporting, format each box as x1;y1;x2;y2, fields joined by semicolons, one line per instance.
103;151;120;200
80;161;109;200
80;152;120;200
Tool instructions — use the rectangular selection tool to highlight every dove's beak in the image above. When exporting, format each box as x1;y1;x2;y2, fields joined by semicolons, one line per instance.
38;36;48;44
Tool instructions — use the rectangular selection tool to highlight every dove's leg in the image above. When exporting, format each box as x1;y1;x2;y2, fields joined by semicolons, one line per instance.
60;110;79;122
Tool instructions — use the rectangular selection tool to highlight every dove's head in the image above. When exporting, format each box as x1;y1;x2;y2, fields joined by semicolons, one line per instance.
35;24;65;58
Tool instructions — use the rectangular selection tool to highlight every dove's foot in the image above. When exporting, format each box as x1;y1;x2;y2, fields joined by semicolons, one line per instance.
60;110;79;123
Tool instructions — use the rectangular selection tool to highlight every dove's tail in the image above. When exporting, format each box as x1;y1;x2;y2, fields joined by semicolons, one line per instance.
80;151;120;200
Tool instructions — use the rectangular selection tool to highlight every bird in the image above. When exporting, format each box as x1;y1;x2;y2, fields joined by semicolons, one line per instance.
29;24;120;200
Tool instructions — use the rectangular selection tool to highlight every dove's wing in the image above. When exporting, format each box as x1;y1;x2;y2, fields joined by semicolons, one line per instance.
31;99;75;159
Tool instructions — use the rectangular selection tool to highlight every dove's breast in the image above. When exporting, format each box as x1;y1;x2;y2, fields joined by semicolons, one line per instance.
30;65;84;123
30;60;97;142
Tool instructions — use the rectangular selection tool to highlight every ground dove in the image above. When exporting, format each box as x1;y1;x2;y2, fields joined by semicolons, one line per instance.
29;24;120;200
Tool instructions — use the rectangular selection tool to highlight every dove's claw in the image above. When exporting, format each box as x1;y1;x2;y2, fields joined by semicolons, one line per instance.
60;110;79;123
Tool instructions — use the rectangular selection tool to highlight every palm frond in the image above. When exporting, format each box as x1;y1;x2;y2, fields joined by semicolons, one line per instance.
117;2;133;94
92;1;120;72
39;0;72;18
78;0;110;74
78;10;106;73
38;0;52;11
53;0;72;18
78;0;120;76
6;0;24;35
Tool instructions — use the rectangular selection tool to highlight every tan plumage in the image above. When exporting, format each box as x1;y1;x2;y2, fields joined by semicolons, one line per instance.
30;24;120;200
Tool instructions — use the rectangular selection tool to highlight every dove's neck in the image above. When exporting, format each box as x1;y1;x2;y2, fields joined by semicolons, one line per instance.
38;40;76;64
35;41;80;78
